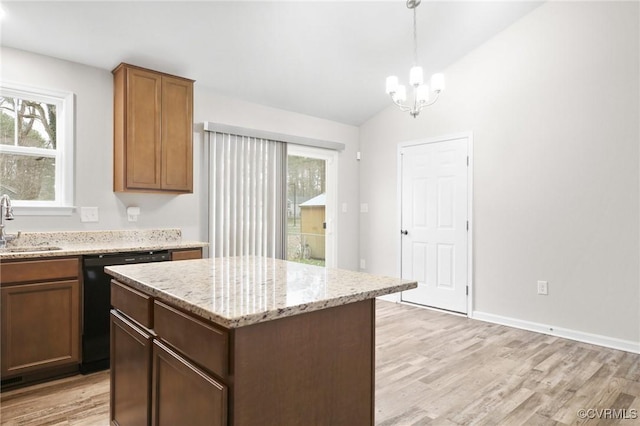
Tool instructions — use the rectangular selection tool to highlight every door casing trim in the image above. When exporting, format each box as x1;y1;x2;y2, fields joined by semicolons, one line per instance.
392;132;474;317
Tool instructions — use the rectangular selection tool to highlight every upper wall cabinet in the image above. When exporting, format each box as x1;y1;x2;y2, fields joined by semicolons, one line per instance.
113;63;194;193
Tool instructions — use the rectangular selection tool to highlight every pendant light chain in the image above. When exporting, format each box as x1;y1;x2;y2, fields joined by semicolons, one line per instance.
413;6;418;66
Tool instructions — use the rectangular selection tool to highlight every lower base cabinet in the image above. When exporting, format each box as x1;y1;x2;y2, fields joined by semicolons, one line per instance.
110;307;227;426
1;279;81;379
110;310;152;426
152;341;227;426
110;279;374;426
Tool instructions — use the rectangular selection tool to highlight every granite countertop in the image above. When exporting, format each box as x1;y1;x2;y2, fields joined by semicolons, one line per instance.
0;229;207;259
105;256;417;329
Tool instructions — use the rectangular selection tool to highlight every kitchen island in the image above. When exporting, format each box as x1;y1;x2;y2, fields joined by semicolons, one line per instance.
105;256;416;426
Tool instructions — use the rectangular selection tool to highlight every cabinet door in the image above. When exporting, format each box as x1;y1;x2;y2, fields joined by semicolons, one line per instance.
126;67;162;190
1;280;80;377
152;340;227;426
110;310;153;426
161;75;193;192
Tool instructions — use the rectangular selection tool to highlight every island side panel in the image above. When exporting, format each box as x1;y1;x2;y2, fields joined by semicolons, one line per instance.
230;299;375;426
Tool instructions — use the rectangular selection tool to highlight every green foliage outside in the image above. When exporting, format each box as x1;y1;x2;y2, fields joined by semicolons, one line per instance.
0;97;57;201
287;156;326;266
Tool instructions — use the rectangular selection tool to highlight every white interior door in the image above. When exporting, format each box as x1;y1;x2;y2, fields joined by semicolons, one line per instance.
400;136;469;313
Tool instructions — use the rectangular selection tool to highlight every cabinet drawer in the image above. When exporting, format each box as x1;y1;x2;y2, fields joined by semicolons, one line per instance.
154;301;228;378
111;281;153;329
171;248;202;261
0;258;79;285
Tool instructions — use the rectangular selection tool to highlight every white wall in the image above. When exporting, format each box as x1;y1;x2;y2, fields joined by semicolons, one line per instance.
0;47;360;270
359;2;639;346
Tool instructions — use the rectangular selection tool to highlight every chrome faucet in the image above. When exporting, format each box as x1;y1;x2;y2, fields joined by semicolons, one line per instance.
0;194;16;247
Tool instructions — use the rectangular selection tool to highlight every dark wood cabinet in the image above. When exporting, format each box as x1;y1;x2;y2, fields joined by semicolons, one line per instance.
111;280;153;329
110;310;153;426
153;301;228;379
113;63;194;194
0;257;81;388
231;299;374;425
111;278;375;426
160;76;193;192
152;340;227;426
111;280;227;426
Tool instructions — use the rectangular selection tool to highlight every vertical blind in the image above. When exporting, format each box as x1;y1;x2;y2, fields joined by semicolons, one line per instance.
209;132;287;259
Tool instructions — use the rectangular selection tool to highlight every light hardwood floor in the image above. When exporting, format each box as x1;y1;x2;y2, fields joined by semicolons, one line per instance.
1;301;639;425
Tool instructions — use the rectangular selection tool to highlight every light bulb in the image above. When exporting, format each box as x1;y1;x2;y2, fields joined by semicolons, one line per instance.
385;76;399;94
409;66;424;87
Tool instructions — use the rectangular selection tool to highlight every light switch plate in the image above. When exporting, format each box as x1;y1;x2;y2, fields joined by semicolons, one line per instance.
80;206;99;223
360;203;369;213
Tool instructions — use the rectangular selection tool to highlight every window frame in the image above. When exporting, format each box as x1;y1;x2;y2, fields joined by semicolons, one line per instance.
0;82;75;215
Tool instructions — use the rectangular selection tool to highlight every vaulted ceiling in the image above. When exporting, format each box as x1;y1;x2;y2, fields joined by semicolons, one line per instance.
0;1;543;125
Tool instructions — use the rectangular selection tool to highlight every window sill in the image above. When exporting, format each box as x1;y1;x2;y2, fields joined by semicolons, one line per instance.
12;206;76;216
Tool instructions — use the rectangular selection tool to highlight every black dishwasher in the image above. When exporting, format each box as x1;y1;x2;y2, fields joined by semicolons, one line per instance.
81;250;170;373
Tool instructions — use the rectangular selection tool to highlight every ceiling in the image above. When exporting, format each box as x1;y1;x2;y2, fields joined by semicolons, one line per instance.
0;1;543;126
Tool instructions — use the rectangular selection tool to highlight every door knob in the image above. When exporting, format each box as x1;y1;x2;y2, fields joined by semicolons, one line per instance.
401;230;408;235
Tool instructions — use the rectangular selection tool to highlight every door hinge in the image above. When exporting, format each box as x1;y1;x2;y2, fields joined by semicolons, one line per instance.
466;221;469;231
466;286;469;295
466;156;469;166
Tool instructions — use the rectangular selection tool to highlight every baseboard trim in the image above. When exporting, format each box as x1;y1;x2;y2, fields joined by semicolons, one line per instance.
472;311;640;354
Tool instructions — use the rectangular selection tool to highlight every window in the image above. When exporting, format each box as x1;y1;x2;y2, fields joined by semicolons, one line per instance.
0;82;74;214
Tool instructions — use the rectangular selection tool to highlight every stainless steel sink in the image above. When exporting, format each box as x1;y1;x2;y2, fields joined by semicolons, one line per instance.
0;246;63;253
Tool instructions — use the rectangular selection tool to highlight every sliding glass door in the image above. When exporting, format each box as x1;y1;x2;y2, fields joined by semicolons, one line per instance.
286;145;337;267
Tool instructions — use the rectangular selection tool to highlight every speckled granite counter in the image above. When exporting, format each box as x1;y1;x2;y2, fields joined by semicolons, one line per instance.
0;229;207;259
105;256;416;328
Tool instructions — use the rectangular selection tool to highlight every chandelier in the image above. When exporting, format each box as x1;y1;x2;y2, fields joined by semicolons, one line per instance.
385;0;445;118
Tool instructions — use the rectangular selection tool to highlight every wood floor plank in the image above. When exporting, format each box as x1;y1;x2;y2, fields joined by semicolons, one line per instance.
374;301;640;425
1;301;639;425
1;371;109;426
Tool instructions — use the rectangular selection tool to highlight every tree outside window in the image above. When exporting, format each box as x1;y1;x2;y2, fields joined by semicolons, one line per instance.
287;155;327;266
0;97;57;201
0;83;74;211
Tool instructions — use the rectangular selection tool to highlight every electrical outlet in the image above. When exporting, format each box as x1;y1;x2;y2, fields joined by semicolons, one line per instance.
127;206;141;222
537;280;548;295
80;206;99;223
360;259;366;269
360;203;369;213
